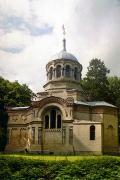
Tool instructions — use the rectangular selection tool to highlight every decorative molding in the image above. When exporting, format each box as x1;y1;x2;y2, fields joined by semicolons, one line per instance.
32;96;73;108
8;121;41;127
20;128;26;130
62;120;73;123
44;129;62;132
66;97;74;104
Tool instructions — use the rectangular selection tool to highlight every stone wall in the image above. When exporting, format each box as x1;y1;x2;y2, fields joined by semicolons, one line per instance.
103;114;118;153
6;99;119;154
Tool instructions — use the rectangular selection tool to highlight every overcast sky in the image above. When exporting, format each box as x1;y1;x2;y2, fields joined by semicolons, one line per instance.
0;0;120;92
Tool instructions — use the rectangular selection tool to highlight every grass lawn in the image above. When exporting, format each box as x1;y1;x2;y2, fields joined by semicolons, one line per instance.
0;153;120;161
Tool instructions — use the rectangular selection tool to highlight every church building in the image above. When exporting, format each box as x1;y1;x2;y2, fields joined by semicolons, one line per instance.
6;35;119;154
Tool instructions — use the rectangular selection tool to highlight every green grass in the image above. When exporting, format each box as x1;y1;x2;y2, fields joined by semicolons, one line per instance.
0;153;120;161
0;153;103;161
0;154;98;161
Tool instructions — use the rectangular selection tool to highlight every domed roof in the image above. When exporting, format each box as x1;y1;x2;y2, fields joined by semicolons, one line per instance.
51;50;78;61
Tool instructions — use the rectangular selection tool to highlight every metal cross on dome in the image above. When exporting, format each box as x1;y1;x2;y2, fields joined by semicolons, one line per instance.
62;25;66;36
62;25;66;51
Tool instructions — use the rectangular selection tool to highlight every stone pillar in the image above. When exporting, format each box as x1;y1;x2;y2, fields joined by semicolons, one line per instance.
71;69;74;80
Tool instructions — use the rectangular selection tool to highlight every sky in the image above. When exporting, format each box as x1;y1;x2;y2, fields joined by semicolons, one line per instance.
0;0;120;92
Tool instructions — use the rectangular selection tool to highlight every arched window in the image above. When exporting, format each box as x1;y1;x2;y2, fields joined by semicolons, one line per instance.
56;65;61;78
45;115;49;129
90;125;95;140
62;67;65;76
74;67;78;80
50;110;56;129
57;114;61;128
65;65;71;77
44;109;62;129
49;67;53;80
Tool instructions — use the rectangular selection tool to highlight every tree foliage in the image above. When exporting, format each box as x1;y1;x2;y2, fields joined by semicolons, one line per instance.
0;77;34;107
0;104;8;151
108;76;120;107
82;58;110;101
82;58;120;109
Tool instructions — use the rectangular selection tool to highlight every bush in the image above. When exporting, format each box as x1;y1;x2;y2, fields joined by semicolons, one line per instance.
0;156;120;179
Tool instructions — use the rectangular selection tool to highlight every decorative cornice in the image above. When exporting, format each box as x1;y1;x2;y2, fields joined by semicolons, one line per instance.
43;79;82;88
8;121;41;127
32;96;73;108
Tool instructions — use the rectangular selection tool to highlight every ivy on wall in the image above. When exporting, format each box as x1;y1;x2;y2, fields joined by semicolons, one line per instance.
0;104;8;151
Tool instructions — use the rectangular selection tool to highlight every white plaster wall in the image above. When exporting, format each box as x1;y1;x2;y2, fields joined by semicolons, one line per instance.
73;123;102;153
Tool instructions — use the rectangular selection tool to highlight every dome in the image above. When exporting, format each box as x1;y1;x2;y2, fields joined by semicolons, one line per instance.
51;50;78;61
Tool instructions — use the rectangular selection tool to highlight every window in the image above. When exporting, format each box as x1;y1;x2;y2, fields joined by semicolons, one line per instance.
45;115;49;129
65;65;71;77
62;67;65;76
74;67;78;80
50;110;56;128
44;109;62;129
69;127;73;144
38;127;42;144
56;65;61;78
32;127;35;144
90;125;95;140
57;114;61;128
49;67;53;80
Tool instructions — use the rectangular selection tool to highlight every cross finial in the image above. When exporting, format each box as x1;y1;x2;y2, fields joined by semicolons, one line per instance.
62;25;66;51
62;25;66;36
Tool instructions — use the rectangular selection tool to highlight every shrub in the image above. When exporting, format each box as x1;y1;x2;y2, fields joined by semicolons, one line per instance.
0;156;120;179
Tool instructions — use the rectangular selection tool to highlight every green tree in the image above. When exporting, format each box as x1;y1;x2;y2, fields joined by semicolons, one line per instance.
0;77;34;107
108;76;120;107
82;58;110;101
108;76;120;129
0;104;8;151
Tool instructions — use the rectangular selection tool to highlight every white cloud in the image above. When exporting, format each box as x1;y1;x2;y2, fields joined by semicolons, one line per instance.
0;0;30;18
0;0;120;93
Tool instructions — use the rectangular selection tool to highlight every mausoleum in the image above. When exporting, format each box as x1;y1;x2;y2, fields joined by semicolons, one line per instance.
6;36;118;154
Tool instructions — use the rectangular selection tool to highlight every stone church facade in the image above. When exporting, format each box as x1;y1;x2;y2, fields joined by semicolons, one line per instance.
6;39;118;154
